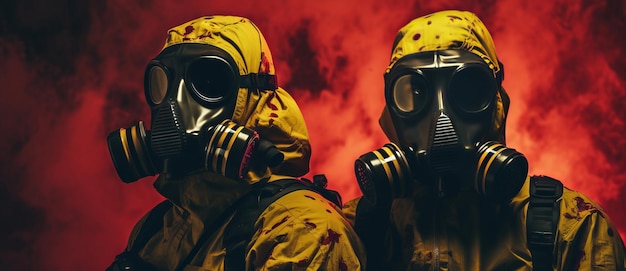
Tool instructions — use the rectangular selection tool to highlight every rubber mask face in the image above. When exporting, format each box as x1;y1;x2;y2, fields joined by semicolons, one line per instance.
385;49;499;178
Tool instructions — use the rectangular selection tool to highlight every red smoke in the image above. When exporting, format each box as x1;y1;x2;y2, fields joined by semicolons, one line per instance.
1;0;625;269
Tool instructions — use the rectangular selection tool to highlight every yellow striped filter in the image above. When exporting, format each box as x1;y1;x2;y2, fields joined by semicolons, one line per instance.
204;120;260;180
355;143;412;207
107;121;159;183
474;141;528;202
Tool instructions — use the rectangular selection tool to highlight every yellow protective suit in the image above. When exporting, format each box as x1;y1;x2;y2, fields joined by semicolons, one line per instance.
343;10;626;271
124;16;365;271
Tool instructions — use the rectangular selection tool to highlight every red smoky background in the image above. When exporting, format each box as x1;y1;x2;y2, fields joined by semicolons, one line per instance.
1;0;625;269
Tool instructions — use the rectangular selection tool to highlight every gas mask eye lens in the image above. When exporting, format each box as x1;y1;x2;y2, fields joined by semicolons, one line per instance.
187;57;237;104
392;74;430;115
147;66;168;105
448;65;497;114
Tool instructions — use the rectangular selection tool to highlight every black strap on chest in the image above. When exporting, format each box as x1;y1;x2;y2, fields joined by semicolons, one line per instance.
353;196;391;271
106;199;173;271
223;175;342;270
527;175;563;271
132;200;174;253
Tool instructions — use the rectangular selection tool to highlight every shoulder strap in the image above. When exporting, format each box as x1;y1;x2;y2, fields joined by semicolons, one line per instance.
353;196;391;271
527;175;563;271
106;200;172;271
223;175;341;270
130;200;173;254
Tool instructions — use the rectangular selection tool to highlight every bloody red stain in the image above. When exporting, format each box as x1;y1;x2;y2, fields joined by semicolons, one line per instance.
266;92;278;110
448;15;462;21
261;52;271;73
265;215;289;234
304;220;317;229
197;32;212;39
267;103;278;110
269;113;278;118
321;228;341;245
339;259;348;271
574;197;595;212
269;119;274;126
413;33;421;40
184;25;195;35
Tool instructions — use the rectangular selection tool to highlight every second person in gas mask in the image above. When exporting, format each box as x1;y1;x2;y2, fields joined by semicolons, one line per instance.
106;15;365;271
344;10;626;271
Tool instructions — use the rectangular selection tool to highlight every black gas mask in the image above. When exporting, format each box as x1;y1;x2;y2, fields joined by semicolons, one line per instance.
107;43;282;183
355;50;527;206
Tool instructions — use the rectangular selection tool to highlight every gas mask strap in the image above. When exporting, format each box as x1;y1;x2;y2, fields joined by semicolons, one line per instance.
240;73;277;91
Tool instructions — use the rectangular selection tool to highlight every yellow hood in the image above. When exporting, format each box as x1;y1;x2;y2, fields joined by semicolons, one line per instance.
164;15;311;178
380;10;510;143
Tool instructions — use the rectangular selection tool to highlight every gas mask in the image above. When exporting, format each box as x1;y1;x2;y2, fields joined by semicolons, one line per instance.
107;43;283;183
355;50;527;206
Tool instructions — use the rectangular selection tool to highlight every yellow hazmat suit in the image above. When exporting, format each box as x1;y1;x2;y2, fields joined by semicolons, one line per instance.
123;16;365;270
344;10;626;271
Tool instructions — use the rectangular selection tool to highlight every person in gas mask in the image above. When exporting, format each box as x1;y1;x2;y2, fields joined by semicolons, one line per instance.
106;15;365;270
344;10;626;271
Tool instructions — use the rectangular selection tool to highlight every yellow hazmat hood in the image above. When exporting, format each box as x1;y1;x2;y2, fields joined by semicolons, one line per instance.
164;15;311;178
380;10;510;143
